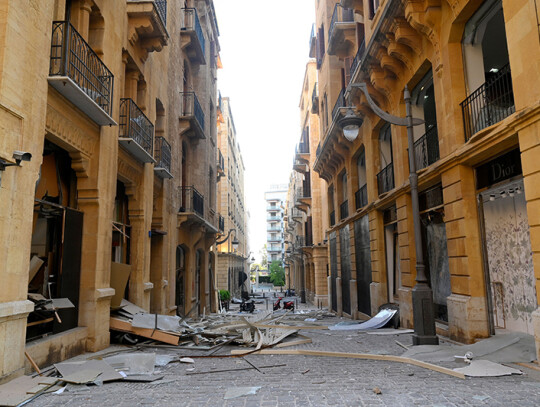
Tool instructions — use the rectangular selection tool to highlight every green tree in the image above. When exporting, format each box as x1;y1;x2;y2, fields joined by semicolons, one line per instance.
269;260;285;290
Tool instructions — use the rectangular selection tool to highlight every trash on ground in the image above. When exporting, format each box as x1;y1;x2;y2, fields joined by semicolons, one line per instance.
453;360;523;377
401;332;536;363
328;309;397;331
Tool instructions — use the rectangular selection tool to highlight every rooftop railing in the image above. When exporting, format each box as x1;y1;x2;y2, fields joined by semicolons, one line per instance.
49;21;114;117
460;64;515;141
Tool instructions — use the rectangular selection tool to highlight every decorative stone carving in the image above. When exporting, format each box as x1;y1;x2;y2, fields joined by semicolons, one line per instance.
45;105;97;158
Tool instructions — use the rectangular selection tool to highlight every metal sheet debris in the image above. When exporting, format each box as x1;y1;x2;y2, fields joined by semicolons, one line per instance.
132;313;182;332
453;360;523;377
55;360;124;382
328;309;397;331
104;353;156;375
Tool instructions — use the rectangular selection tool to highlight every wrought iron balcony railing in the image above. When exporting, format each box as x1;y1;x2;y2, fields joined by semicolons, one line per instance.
350;39;366;81
217;148;225;172
179;186;204;217
377;163;394;195
181;8;205;56
154;0;167;26
460;64;515;141
154;136;172;178
119;98;154;161
331;88;346;121
413;126;439;171
180;91;205;131
218;213;224;232
329;4;354;42
330;210;336;227
340;200;349;220
49;21;114;124
355;184;368;210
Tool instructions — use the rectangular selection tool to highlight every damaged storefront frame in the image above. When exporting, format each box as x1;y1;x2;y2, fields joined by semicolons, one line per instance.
28;141;84;341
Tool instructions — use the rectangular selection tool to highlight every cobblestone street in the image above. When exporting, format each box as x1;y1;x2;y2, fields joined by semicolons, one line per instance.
28;304;540;407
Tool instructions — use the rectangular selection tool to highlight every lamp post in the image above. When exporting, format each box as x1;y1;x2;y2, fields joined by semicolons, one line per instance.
338;82;439;346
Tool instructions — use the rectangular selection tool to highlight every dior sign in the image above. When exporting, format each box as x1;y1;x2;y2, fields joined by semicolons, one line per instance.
476;149;522;190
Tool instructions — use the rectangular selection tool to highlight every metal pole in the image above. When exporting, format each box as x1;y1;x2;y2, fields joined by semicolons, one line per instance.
405;86;439;345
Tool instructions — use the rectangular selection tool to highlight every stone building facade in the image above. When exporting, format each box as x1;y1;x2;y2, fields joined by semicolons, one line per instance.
215;95;249;300
309;0;540;359
0;0;222;382
284;61;329;307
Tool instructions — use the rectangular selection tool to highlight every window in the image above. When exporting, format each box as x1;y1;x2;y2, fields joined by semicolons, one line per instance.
369;0;380;19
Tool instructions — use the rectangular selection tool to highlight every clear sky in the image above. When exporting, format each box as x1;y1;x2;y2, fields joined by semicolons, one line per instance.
214;1;315;262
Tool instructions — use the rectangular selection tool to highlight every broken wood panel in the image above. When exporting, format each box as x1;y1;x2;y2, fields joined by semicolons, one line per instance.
109;317;179;345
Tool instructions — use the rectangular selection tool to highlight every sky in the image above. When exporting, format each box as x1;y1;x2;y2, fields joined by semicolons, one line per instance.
214;1;315;262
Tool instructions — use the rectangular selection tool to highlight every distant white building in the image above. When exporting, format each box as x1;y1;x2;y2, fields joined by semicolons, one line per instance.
264;184;288;267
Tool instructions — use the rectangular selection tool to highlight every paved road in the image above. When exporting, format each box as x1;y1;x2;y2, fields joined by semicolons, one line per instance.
28;302;540;407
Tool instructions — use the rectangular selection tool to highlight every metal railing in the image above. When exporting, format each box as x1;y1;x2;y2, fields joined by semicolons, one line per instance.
179;186;204;217
180;91;205;131
49;21;114;117
218;213;224;232
329;4;354;41
460;64;514;141
340;200;349;220
217;149;224;172
413;126;439;171
154;136;171;172
377;163;394;195
298;139;310;154
154;0;167;26
267;227;282;232
267;216;282;221
119;98;154;156
331;88;346;121
182;8;205;56
330;210;336;227
350;39;366;80
296;235;305;248
355;184;368;210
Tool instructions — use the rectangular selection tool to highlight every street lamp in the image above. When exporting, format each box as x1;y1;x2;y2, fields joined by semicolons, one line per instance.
216;228;238;251
339;82;438;346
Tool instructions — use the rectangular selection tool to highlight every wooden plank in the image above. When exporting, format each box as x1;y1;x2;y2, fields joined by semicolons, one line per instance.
25;351;42;375
109;317;179;345
27;317;54;327
275;335;313;348
229;349;465;379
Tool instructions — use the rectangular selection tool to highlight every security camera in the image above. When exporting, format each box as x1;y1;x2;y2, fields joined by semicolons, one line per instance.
12;151;32;165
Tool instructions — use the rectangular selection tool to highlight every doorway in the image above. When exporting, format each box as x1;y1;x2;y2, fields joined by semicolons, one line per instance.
480;179;537;334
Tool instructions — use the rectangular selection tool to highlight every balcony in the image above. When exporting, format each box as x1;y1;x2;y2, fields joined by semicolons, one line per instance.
339;200;349;220
48;21;115;126
267;215;282;222
311;82;319;114
267;235;282;243
296;236;305;248
413;126;439;171
268;246;283;253
154;136;173;178
217;148;225;177
179;91;205;139
126;0;168;53
355;184;367;210
291;208;303;220
218;213;224;233
349;39;366;84
180;8;206;65
266;205;280;211
460;64;515;141
330;210;336;227
293;157;309;174
377;163;394;195
331;88;346;122
267;227;282;233
119;98;155;163
178;186;217;232
295;186;311;213
309;24;316;58
327;5;355;57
